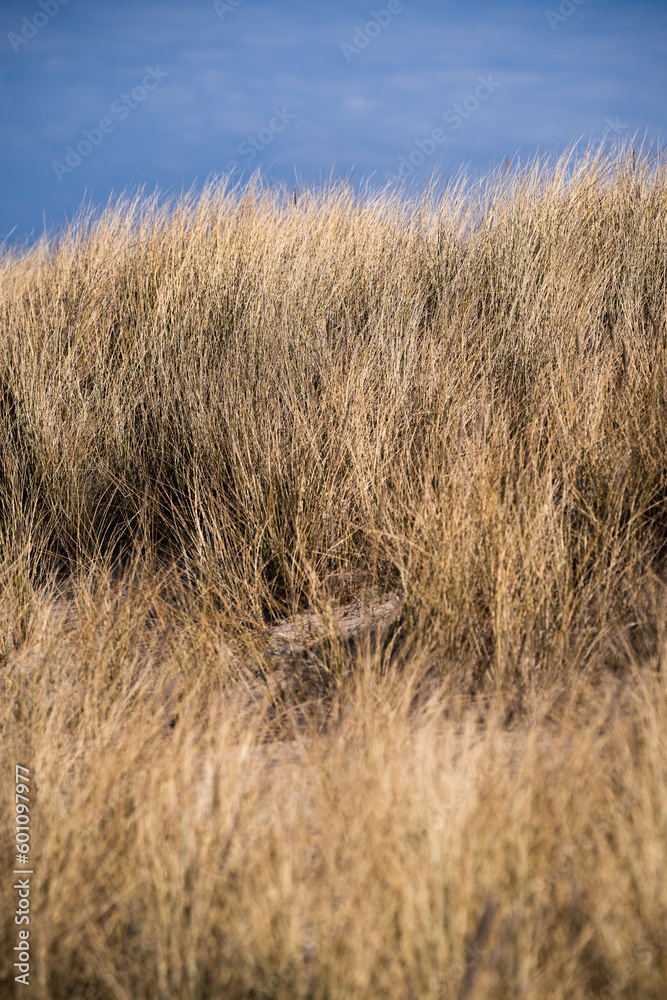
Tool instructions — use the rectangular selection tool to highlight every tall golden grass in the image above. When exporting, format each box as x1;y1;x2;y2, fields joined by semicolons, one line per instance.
1;142;667;998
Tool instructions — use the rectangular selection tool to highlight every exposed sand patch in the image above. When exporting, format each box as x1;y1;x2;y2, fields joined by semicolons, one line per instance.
268;588;404;658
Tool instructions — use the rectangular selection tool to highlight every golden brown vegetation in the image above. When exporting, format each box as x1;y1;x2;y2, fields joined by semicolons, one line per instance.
1;143;667;998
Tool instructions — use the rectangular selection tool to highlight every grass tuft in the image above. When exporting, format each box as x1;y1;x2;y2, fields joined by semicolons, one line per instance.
1;141;667;998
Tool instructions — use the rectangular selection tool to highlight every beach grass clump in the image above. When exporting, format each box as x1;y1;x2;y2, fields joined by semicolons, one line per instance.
1;141;666;998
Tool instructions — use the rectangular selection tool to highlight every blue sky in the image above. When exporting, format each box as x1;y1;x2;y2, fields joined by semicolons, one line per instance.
1;0;665;245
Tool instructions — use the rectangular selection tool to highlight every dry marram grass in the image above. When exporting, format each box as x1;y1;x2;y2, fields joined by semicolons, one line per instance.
1;143;667;998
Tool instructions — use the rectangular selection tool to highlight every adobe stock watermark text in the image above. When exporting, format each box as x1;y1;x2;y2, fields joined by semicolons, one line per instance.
51;65;169;182
14;764;33;987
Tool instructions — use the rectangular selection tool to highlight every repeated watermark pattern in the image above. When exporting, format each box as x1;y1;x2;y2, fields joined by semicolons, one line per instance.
589;115;628;154
223;106;297;177
384;74;501;182
593;939;663;1000
545;0;587;31
50;65;169;182
212;0;244;22
340;0;409;63
7;0;70;54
